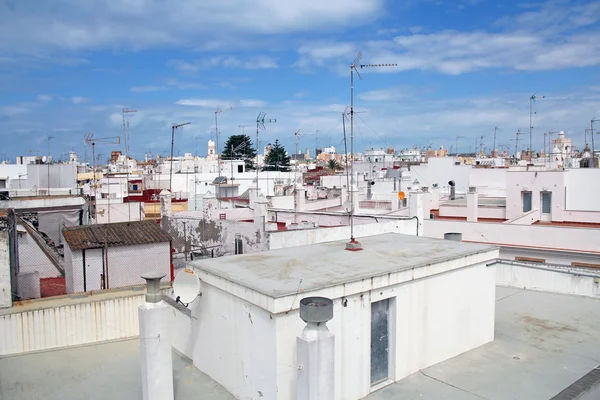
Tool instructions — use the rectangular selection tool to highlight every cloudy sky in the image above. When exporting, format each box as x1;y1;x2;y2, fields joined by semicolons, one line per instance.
1;0;600;161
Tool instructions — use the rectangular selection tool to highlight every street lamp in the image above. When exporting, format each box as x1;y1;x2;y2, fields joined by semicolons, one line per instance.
170;122;191;192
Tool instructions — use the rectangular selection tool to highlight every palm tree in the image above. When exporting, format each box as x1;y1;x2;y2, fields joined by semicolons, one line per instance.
327;159;339;171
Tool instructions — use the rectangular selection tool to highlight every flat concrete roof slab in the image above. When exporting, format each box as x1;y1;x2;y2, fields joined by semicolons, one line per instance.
367;286;600;400
189;233;496;298
0;339;234;400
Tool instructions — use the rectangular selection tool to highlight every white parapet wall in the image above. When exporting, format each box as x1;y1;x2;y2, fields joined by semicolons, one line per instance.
268;219;418;250
496;260;600;298
0;287;153;356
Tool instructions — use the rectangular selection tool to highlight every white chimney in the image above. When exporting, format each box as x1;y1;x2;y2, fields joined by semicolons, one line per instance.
297;297;334;400
139;272;174;400
159;190;172;219
466;186;478;222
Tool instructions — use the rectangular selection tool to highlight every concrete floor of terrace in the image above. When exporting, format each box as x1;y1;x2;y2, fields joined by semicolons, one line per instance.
1;286;599;400
0;339;234;400
367;286;600;400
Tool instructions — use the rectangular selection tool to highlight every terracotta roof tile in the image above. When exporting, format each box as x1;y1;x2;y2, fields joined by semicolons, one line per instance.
63;220;172;250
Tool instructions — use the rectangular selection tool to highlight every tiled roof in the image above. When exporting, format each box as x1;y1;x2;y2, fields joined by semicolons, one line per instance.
63;220;172;250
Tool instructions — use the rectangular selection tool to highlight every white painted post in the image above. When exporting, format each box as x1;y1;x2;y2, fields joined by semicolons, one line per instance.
390;190;399;210
466;186;478;222
297;297;334;400
0;232;11;308
139;272;174;400
202;192;218;220
409;189;424;235
295;187;307;212
159;190;172;219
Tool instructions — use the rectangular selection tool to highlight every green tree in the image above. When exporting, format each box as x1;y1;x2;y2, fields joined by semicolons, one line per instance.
264;139;291;171
222;135;257;170
327;159;340;171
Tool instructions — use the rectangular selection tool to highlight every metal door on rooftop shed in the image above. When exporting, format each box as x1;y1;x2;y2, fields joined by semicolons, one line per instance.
371;298;390;385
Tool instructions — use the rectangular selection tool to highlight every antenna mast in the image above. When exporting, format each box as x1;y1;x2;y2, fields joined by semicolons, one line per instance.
256;112;277;192
455;135;465;156
346;52;397;250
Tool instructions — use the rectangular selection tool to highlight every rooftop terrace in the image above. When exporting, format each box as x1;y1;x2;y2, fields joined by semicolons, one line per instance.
1;286;598;400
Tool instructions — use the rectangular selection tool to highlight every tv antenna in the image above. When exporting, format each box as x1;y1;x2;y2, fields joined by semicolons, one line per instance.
122;108;138;158
479;135;485;154
215;106;233;162
455;135;465;156
529;94;545;155
493;127;501;153
255;112;277;192
514;129;524;157
346;52;397;250
170;122;191;191
84;133;121;223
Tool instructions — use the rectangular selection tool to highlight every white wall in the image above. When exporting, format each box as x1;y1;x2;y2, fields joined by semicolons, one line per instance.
411;158;471;196
0;232;11;308
106;243;171;289
506;171;566;221
565;169;600;211
191;283;278;400
268;220;418;250
0;292;144;356
469;168;507;197
497;262;600;297
272;261;496;400
424;219;600;254
95;201;144;224
64;243;170;293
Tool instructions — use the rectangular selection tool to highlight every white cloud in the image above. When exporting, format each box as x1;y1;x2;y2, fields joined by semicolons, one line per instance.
71;96;91;105
0;0;382;54
170;55;278;72
130;85;167;93
240;99;267;108
296;1;600;75
175;98;223;108
0;105;31;116
37;94;52;102
359;87;411;102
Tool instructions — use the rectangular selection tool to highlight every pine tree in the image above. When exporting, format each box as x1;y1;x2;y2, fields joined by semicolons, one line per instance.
222;135;257;170
263;139;291;171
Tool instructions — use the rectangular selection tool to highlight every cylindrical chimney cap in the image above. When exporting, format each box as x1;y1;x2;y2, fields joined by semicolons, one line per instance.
141;271;166;303
444;232;463;242
299;297;333;323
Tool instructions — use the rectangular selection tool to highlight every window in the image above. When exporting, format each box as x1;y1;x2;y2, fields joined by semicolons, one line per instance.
0;179;5;189
522;191;532;212
541;192;551;214
238;165;243;173
131;184;139;191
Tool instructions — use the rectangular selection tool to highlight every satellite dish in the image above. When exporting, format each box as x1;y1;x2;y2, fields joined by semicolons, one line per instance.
343;200;352;213
42;156;47;163
173;268;200;304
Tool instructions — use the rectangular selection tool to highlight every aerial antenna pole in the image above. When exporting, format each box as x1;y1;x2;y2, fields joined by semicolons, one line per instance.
170;122;191;192
479;135;485;154
592;118;600;167
256;112;277;192
346;52;397;250
455;135;465;156
530;94;544;156
215;106;233;171
493;127;501;154
47;135;54;195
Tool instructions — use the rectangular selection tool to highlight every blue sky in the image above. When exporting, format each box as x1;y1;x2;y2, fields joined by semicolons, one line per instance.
1;0;600;162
